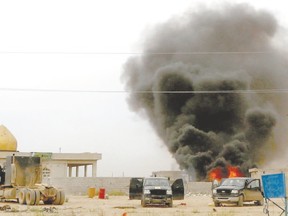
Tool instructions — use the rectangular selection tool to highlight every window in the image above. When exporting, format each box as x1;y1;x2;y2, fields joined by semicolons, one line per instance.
248;180;259;189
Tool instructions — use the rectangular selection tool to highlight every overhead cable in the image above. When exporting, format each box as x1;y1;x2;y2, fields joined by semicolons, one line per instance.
0;51;274;55
1;88;288;94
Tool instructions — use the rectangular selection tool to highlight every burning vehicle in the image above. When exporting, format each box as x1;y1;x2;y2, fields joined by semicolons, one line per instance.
129;177;184;207
212;177;263;207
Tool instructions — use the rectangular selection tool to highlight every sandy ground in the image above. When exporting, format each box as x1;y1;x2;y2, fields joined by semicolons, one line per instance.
0;194;285;216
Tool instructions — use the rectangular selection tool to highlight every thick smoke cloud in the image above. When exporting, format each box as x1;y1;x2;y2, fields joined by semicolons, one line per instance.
122;4;288;180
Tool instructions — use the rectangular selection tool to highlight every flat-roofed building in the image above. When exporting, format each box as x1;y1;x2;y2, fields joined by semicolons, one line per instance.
0;151;102;178
0;125;102;179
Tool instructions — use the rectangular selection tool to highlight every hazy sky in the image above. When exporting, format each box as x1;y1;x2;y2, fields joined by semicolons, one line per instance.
0;0;287;177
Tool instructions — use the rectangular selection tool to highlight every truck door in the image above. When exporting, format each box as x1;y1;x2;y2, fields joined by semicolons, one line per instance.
129;178;144;200
245;179;262;201
171;178;184;200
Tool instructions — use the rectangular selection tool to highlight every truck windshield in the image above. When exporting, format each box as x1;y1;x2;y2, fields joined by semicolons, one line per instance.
144;179;170;187
221;179;245;187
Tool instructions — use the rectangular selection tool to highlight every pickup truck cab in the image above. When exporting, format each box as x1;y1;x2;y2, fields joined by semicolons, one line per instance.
212;177;263;207
129;177;184;207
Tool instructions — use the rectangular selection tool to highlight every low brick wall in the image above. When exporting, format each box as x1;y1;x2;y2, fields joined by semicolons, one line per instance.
45;177;212;196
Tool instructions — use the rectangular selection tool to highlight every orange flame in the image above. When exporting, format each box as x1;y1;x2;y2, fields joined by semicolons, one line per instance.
208;165;245;181
227;165;244;178
208;167;223;182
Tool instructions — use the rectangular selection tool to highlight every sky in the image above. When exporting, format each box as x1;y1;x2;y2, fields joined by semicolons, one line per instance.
0;0;288;177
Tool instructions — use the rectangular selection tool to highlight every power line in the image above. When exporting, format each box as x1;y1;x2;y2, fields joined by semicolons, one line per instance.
0;51;275;55
0;88;125;93
1;88;288;94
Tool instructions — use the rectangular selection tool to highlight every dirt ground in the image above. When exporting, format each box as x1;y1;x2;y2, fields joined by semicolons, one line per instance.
0;194;285;216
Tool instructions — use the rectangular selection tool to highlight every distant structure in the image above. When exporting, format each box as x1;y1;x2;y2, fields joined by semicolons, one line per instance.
0;125;102;178
249;168;288;179
152;170;189;182
0;125;17;151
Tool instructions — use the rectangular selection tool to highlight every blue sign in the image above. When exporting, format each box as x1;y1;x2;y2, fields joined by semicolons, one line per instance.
261;173;286;198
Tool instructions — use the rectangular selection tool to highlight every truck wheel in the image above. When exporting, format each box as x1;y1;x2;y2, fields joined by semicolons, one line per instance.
53;190;65;205
53;191;60;205
19;189;27;204
237;195;244;207
34;189;41;205
168;201;173;208
214;201;220;207
26;189;36;205
256;199;264;206
59;191;65;205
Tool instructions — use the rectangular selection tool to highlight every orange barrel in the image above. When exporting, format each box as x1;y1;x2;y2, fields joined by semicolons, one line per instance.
88;187;96;198
98;188;105;199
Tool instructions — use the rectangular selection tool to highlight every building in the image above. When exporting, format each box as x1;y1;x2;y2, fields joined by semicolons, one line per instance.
0;125;214;196
0;125;102;179
152;170;189;182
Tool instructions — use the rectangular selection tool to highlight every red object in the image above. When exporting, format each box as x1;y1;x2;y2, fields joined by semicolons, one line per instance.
98;188;106;199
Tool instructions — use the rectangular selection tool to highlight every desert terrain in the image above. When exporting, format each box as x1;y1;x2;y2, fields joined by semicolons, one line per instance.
0;194;284;216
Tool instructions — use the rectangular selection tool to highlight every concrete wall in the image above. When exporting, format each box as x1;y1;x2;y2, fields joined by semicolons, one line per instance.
44;161;67;178
45;177;212;196
186;182;212;195
45;177;131;195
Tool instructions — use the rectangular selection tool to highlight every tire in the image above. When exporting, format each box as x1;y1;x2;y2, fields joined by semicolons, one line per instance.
168;201;173;208
256;198;264;206
214;201;220;207
59;191;65;205
34;189;41;205
237;195;244;207
26;189;36;205
19;189;27;204
53;190;65;205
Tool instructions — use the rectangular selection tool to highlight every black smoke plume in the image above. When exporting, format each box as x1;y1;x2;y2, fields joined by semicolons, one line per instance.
122;3;288;180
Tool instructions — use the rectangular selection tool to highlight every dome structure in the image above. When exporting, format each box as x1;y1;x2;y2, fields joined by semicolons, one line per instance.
0;125;17;151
